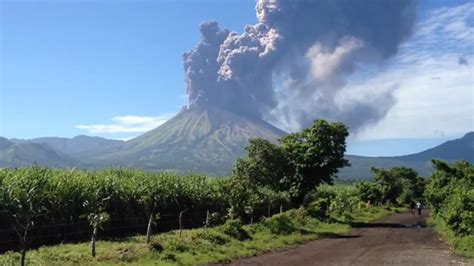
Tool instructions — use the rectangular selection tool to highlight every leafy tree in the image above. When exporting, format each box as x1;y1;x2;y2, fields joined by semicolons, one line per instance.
133;172;170;244
1;166;50;266
280;120;349;205
81;173;112;258
371;166;423;205
425;160;473;236
223;178;254;220
329;186;359;219
356;181;383;205
233;138;292;191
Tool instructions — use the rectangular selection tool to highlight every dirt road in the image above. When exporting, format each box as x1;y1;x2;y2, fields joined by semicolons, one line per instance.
226;211;471;266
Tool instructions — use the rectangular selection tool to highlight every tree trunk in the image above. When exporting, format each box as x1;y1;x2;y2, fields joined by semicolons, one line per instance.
146;212;154;244
267;203;271;217
91;226;97;257
280;204;283;214
20;226;29;266
178;208;190;237
20;248;26;266
205;210;210;229
250;216;254;225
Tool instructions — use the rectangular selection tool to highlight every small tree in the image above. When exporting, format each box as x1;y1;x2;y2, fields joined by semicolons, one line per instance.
82;173;111;258
224;178;254;220
1;166;50;266
169;174;207;237
135;173;170;244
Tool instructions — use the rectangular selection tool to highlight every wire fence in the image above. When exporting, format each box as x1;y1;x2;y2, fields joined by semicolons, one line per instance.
0;210;208;252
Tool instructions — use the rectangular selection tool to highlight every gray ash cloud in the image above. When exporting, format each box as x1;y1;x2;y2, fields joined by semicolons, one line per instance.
183;0;416;131
458;56;468;65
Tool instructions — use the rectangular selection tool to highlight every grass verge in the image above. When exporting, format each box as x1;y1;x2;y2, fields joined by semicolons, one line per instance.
0;206;399;266
427;215;474;259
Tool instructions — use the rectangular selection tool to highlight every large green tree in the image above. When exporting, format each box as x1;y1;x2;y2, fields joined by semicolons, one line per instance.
234;119;349;206
233;138;292;191
370;166;424;205
280;120;349;205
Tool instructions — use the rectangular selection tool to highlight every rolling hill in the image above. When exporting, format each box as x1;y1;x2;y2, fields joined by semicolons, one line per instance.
10;135;124;158
0;137;77;168
339;132;474;179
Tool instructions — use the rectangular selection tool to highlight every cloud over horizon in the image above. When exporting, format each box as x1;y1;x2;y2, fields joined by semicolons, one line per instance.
75;114;174;135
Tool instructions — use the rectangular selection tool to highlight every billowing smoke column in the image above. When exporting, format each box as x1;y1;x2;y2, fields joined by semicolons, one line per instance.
183;0;416;131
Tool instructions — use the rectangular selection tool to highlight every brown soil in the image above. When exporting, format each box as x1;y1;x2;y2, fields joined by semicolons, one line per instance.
223;211;471;266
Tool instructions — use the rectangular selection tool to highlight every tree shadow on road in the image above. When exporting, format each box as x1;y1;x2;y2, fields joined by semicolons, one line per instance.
318;232;362;239
349;221;427;229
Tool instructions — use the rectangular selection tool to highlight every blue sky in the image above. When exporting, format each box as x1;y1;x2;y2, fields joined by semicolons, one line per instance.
1;0;473;156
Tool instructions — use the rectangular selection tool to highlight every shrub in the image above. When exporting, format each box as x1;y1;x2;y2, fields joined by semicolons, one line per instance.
148;240;164;252
425;160;474;237
306;198;330;219
261;213;296;235
220;219;251;241
197;230;230;245
442;186;474;236
356;182;383;205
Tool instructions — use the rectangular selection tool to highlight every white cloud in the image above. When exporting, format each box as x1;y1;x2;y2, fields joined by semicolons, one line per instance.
348;3;474;140
76;114;174;134
352;56;473;140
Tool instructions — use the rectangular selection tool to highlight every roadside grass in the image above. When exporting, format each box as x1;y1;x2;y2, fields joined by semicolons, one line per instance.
428;215;474;259
0;206;397;266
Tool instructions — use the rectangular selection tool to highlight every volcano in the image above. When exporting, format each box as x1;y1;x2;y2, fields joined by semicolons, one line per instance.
91;106;286;175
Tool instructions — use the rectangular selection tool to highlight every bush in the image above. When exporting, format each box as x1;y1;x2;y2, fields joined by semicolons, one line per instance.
148;240;164;252
311;185;359;219
197;230;230;245
261;213;297;235
307;198;330;219
220;219;251;241
356;182;382;205
442;186;474;236
425;160;474;237
208;212;225;227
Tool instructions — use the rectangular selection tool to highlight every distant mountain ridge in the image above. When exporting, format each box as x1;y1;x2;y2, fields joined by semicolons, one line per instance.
339;132;474;179
395;131;473;162
1;114;472;179
10;135;123;157
0;138;76;168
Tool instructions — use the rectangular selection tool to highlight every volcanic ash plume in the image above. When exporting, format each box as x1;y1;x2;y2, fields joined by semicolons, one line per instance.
183;0;416;131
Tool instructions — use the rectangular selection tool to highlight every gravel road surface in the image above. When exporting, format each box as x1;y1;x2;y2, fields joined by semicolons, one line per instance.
225;211;471;266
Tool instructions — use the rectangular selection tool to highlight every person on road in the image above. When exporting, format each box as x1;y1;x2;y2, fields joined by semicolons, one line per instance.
416;202;423;216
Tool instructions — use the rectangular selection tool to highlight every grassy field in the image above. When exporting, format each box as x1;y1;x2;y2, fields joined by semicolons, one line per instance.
0;206;401;266
428;216;474;259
